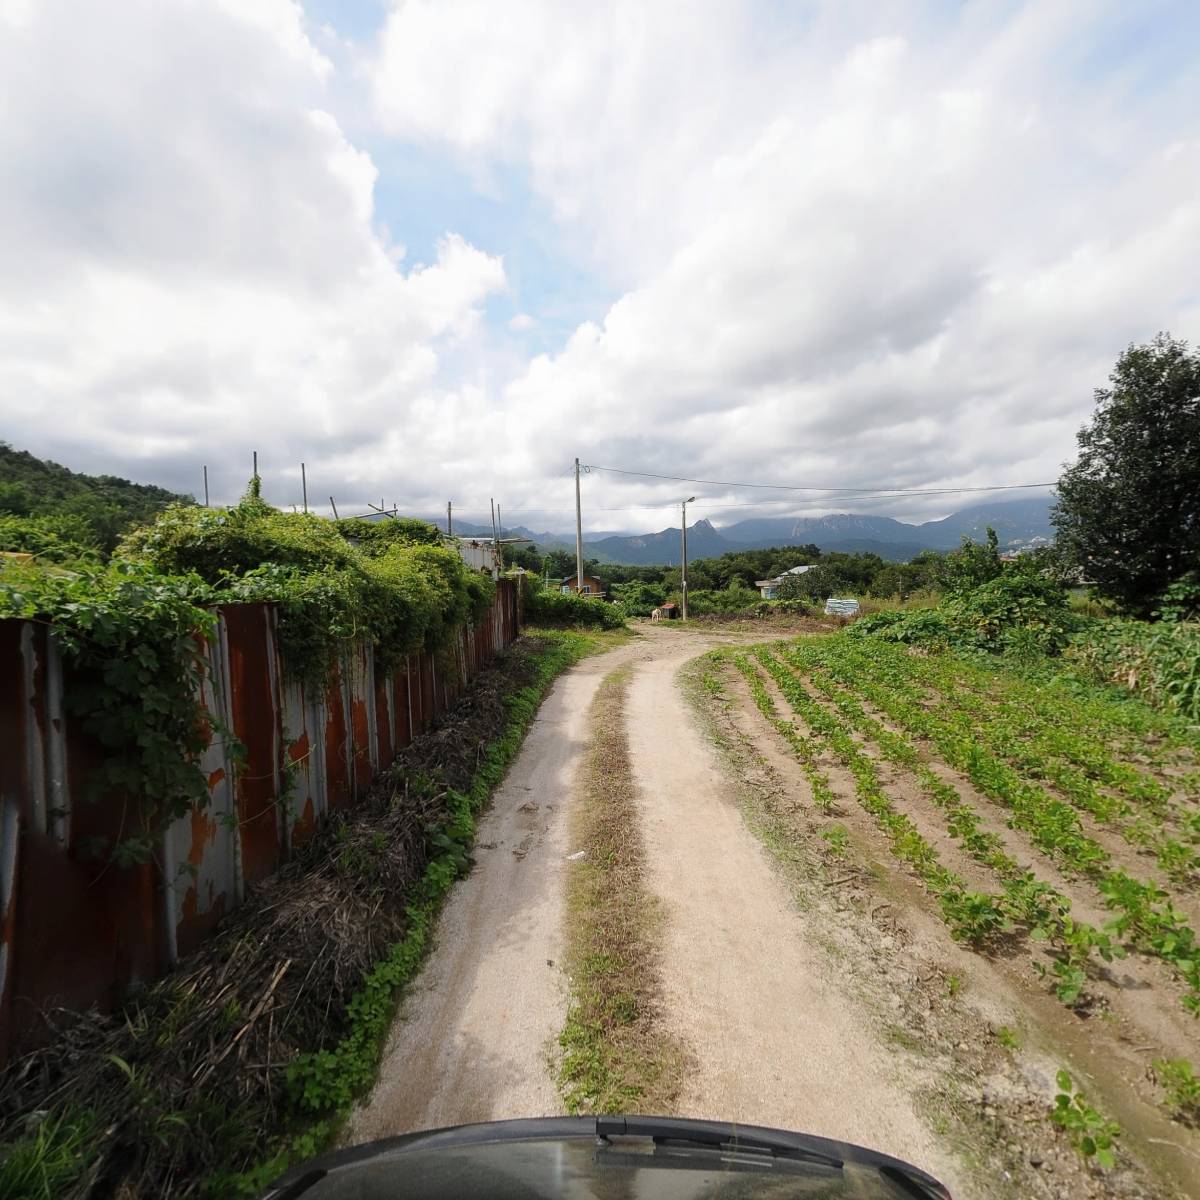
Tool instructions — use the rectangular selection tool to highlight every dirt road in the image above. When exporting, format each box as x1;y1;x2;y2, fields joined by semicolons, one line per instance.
347;625;973;1192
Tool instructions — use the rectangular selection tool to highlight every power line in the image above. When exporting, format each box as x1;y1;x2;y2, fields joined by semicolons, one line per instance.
580;463;1055;497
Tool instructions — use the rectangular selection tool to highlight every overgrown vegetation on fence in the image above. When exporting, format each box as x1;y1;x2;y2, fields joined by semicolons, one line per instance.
0;487;497;864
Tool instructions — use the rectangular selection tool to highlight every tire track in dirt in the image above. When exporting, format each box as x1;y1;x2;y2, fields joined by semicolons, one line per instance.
343;625;779;1142
622;641;974;1196
344;638;645;1142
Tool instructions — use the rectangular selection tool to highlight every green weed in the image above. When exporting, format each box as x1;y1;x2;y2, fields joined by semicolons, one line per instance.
1152;1058;1200;1124
1051;1069;1120;1168
996;1025;1021;1050
0;1110;100;1200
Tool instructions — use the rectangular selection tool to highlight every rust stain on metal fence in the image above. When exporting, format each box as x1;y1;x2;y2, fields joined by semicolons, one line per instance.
221;605;282;885
323;663;352;811
0;581;519;1064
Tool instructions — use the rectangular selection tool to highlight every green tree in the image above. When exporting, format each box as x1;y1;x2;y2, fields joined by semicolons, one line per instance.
778;564;848;601
1053;334;1200;616
543;549;576;579
500;543;542;574
941;528;1002;594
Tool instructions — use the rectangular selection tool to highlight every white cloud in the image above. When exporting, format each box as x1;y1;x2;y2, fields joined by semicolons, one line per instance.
369;0;1200;527
0;0;504;508
2;1;1198;536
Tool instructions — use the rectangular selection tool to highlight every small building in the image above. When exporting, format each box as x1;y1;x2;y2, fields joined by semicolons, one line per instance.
454;537;502;578
755;564;815;599
553;574;606;599
653;602;680;620
454;534;532;579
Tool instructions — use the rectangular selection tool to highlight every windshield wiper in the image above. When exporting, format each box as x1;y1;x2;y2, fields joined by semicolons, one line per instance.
594;1116;844;1170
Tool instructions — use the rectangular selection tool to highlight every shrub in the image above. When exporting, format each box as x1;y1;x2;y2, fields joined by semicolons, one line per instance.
0;512;101;563
686;584;762;615
848;608;953;646
611;580;666;617
524;586;625;630
1156;571;1200;624
940;528;1004;594
849;570;1076;658
339;517;443;554
944;569;1078;656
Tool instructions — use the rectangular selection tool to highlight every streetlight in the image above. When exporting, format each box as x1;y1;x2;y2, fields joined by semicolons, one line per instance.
681;496;696;621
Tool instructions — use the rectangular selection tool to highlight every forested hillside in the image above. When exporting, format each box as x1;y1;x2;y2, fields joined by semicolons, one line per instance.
0;442;189;555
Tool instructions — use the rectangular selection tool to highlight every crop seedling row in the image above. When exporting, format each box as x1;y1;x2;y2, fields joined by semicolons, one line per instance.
769;645;1126;1005
746;648;1014;948
790;637;1200;1014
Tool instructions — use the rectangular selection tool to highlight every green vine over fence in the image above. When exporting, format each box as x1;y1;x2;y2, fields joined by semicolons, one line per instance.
0;487;498;865
0;561;219;866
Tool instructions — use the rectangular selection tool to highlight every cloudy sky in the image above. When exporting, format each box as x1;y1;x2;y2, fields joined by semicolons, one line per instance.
2;0;1198;533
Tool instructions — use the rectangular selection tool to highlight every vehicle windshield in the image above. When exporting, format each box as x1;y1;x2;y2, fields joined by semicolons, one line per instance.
262;1118;951;1200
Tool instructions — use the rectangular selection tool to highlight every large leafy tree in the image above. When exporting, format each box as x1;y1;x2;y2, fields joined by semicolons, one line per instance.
1053;334;1200;616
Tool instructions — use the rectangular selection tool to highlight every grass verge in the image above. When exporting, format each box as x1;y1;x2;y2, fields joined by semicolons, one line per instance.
558;665;688;1113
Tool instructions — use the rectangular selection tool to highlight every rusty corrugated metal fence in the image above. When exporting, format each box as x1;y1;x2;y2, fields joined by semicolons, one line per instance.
0;581;519;1063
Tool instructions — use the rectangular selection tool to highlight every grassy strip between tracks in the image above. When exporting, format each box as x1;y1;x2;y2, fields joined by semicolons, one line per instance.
558;665;688;1114
0;627;629;1200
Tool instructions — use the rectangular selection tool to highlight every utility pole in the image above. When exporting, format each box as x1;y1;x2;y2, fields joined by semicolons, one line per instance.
253;450;258;479
490;498;499;577
203;465;209;507
447;501;453;538
301;462;308;514
574;457;584;594
329;496;339;521
496;504;505;572
681;495;696;621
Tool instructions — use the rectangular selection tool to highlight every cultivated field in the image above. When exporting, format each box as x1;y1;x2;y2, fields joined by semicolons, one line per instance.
694;632;1200;1197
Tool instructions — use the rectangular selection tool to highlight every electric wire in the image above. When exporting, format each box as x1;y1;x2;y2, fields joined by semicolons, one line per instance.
579;463;1054;497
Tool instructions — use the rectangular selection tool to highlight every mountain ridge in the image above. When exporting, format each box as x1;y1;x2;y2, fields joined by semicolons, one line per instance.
570;496;1055;565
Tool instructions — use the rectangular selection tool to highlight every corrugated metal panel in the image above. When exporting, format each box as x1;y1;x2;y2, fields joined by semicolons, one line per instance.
323;660;353;810
343;642;376;799
222;605;283;884
392;662;412;750
375;672;394;769
163;616;240;961
4;621;167;1051
0;585;521;1065
407;653;423;737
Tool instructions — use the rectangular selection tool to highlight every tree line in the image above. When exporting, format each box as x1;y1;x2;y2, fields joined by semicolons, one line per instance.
516;334;1200;622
